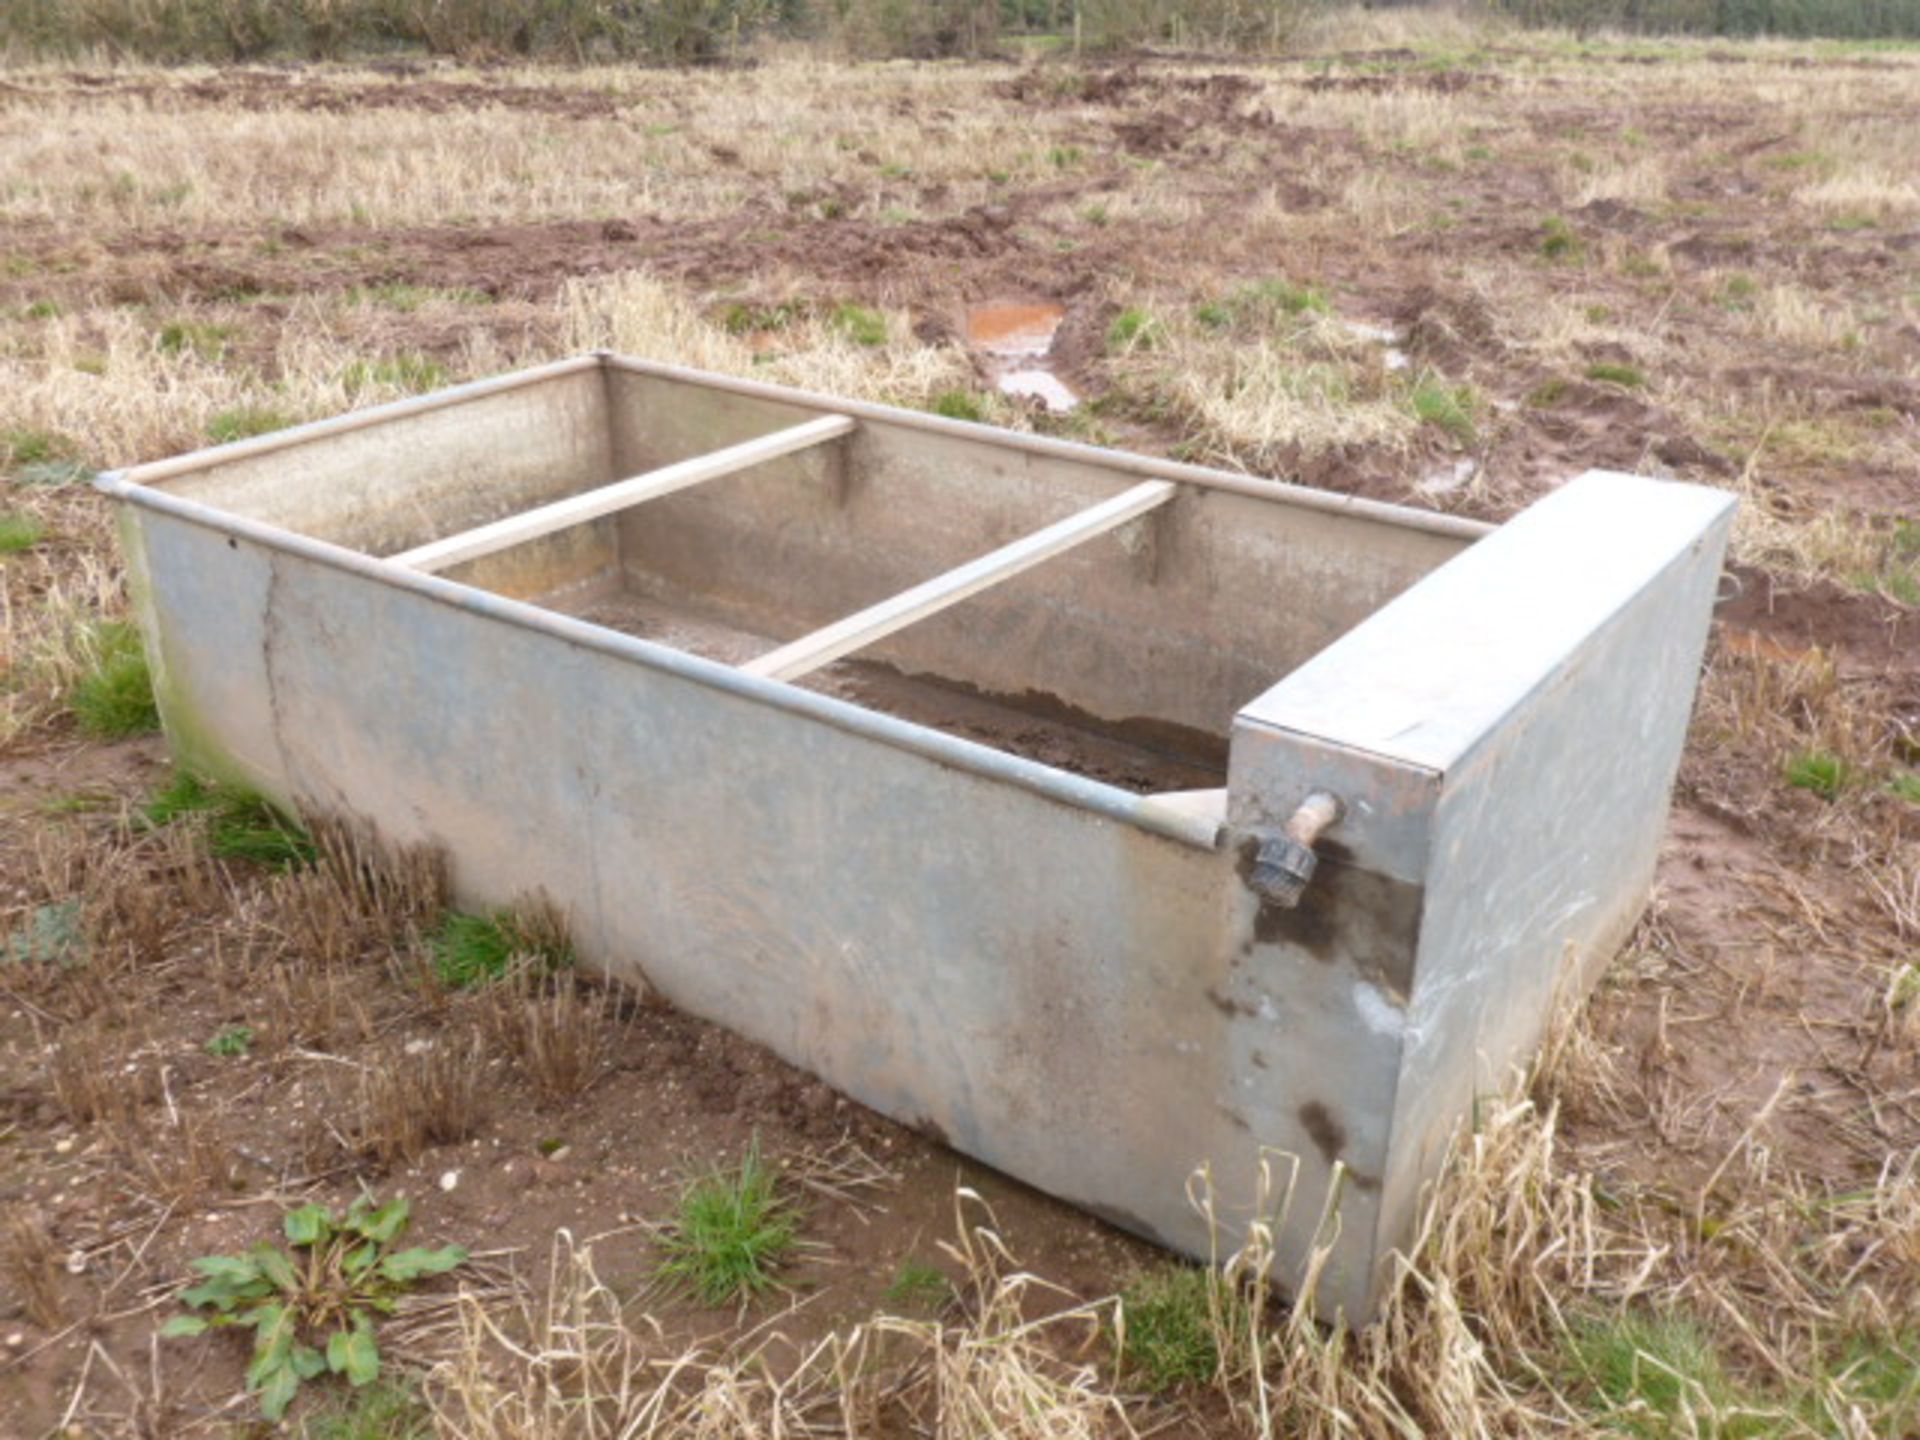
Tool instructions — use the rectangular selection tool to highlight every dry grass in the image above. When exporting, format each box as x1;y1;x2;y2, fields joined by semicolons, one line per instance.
409;1070;1920;1437
0;64;1079;233
104;1107;237;1205
45;1016;156;1128
353;1031;490;1167
1106;290;1418;468
2;1212;65;1330
1566;154;1673;208
475;967;626;1104
559;271;973;405
245;815;448;969
426;1192;1133;1440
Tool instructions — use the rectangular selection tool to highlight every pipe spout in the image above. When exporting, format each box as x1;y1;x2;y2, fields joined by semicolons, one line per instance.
1248;791;1345;909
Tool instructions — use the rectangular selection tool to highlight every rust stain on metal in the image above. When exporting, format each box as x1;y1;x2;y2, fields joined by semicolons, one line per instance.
1235;833;1423;994
1296;1101;1381;1192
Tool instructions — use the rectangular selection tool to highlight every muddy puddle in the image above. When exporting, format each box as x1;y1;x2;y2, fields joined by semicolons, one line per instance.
1343;319;1411;372
965;301;1076;412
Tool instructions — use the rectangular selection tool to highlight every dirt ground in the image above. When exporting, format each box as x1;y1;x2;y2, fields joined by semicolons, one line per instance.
2;25;1917;1439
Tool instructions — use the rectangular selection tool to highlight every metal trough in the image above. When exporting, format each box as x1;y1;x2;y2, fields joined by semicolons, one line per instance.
99;353;1734;1319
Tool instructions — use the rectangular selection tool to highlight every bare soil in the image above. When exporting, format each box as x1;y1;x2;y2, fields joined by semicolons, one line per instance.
0;734;1167;1434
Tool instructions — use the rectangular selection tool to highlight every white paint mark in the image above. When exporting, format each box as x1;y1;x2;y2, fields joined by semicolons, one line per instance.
1353;982;1407;1039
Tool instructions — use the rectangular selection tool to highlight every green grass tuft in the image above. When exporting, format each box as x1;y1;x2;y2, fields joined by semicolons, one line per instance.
929;389;986;422
16;459;93;486
346;283;491;311
341;354;448;396
207;405;295;444
1540;215;1584;262
1411;378;1479;445
884;1258;952;1312
829;303;888;347
430;909;570;989
141;769;217;826
1585;361;1648;389
299;1381;431;1439
3;426;72;470
157;319;233;359
1853;519;1920;606
205;1024;254;1058
1718;274;1758;309
1216;277;1329;324
1816;1333;1920;1425
143;770;316;870
1119;1265;1228;1391
1564;1310;1740;1429
656;1144;799;1306
69;621;160;738
1784;749;1854;800
0;510;47;554
721;300;805;335
1106;306;1160;353
1887;772;1920;805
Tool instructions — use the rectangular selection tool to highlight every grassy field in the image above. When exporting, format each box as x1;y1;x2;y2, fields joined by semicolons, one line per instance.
2;9;1917;1436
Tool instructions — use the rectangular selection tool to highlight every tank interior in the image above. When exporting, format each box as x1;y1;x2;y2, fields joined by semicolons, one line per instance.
149;357;1479;797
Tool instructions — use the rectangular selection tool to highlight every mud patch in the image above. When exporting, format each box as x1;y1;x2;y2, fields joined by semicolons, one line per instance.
559;587;1222;792
965;299;1076;412
1716;565;1914;676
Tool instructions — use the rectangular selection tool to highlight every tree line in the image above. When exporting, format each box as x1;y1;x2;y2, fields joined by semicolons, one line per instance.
1;0;1912;64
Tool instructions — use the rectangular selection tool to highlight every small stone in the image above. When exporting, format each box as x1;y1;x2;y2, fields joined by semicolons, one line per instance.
53;1138;73;1155
439;1169;460;1193
65;1250;86;1276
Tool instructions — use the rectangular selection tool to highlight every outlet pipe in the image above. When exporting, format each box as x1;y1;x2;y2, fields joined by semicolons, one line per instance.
1248;792;1345;909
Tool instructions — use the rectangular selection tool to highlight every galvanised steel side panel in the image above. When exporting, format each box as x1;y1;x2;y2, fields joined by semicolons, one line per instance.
1374;488;1734;1270
1221;728;1442;1318
119;507;282;793
1238;472;1737;773
121;501;1386;1304
1228;472;1735;1311
152;365;613;559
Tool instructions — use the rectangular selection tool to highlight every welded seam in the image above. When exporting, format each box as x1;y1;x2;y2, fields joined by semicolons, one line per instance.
259;552;300;798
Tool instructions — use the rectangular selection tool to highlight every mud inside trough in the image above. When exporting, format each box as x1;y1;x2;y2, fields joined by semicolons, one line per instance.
553;584;1227;792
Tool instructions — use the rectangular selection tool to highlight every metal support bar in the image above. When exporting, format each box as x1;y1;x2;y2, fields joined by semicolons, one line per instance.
742;479;1176;683
388;413;856;574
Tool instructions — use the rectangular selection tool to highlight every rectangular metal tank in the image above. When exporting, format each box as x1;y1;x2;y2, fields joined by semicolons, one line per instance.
98;353;1735;1319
